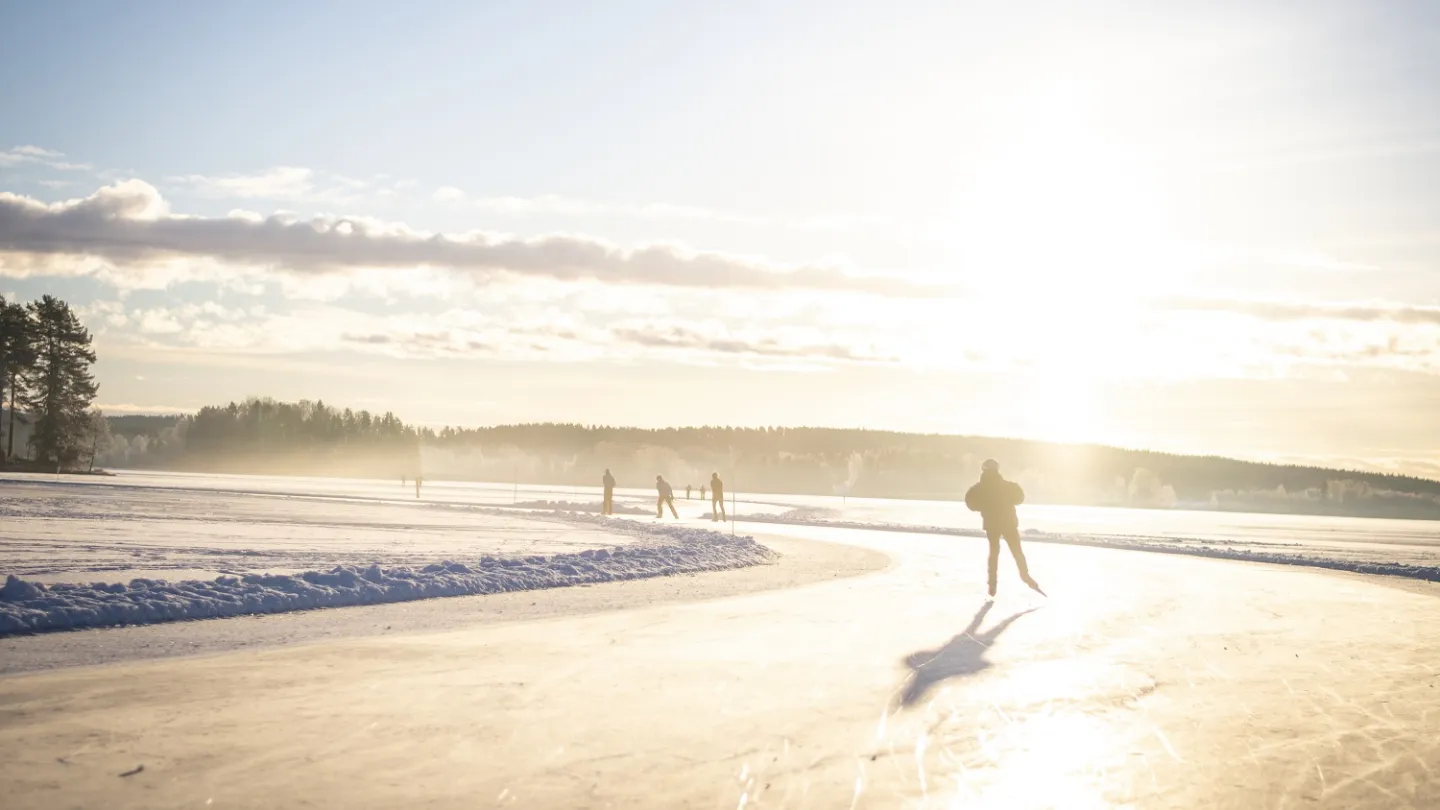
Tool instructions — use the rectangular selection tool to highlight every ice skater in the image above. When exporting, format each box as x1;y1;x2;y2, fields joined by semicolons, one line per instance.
415;474;422;499
686;483;693;500
710;472;727;522
965;459;1044;597
602;468;616;515
656;475;679;519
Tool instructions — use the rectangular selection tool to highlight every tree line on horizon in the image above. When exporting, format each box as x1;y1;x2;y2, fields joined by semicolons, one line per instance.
7;295;1435;520
98;399;1440;520
0;294;104;471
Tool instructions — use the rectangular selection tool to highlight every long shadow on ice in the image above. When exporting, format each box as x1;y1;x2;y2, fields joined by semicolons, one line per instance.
897;601;1035;708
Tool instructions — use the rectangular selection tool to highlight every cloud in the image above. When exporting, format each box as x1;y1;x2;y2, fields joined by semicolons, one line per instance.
0;145;92;172
94;402;196;416
431;186;880;232
11;146;61;158
168;167;383;206
172;166;317;199
1272;335;1439;373
445;190;769;226
1168;298;1440;325
0;181;949;297
610;323;896;363
341;332;396;345
432;186;467;203
91;290;895;368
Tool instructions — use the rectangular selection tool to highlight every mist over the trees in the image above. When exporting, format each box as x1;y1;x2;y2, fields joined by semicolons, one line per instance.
90;398;1440;520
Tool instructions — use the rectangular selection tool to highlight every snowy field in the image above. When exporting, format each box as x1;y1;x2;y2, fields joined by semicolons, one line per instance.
0;478;642;582
0;472;776;635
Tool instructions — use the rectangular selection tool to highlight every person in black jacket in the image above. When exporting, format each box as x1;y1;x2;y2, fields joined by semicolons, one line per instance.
602;469;616;515
965;459;1044;597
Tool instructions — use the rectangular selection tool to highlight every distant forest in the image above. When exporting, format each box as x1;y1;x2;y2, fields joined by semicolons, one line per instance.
80;397;1440;521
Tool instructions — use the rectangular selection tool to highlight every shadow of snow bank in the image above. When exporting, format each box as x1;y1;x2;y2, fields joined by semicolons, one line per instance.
0;516;777;636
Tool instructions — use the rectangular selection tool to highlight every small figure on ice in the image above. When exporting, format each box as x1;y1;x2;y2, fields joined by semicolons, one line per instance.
655;475;679;519
965;459;1044;598
602;468;616;515
710;472;727;522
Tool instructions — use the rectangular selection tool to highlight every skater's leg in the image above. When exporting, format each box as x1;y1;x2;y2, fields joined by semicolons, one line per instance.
986;532;1001;596
667;497;679;518
1002;530;1031;580
1003;530;1044;593
657;496;664;518
718;497;727;521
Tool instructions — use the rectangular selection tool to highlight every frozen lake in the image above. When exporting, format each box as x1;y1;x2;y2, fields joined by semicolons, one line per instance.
5;490;1437;808
4;469;1439;584
0;473;636;583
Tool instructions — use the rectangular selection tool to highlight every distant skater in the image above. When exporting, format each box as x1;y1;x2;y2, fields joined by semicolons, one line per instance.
415;475;422;499
710;472;727;522
965;459;1043;597
686;484;693;500
602;468;616;515
656;475;679;519
700;484;707;500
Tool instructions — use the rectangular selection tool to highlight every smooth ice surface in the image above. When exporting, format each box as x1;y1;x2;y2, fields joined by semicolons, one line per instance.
2;522;1436;809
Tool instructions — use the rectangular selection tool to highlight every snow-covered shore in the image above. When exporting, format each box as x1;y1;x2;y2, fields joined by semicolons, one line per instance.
0;515;776;635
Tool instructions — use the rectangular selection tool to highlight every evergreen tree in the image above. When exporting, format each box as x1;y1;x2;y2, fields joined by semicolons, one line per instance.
21;295;98;468
0;297;37;464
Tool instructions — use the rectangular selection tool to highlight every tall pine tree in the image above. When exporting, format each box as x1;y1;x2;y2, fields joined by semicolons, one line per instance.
21;295;98;468
0;296;37;464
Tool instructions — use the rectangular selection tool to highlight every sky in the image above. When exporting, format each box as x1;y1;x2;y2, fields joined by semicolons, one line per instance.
3;0;1440;475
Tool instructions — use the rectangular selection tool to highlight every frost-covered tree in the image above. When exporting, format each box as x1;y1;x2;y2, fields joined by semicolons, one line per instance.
21;296;98;468
0;296;37;464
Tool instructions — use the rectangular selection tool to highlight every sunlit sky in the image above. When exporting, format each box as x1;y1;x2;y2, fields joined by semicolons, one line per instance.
3;1;1440;475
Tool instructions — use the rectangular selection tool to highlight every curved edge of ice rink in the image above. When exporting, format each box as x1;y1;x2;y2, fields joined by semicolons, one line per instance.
2;521;1438;809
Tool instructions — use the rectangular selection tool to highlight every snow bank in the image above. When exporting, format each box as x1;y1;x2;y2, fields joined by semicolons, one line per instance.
739;513;1440;583
1023;530;1440;581
510;499;651;516
0;519;776;636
